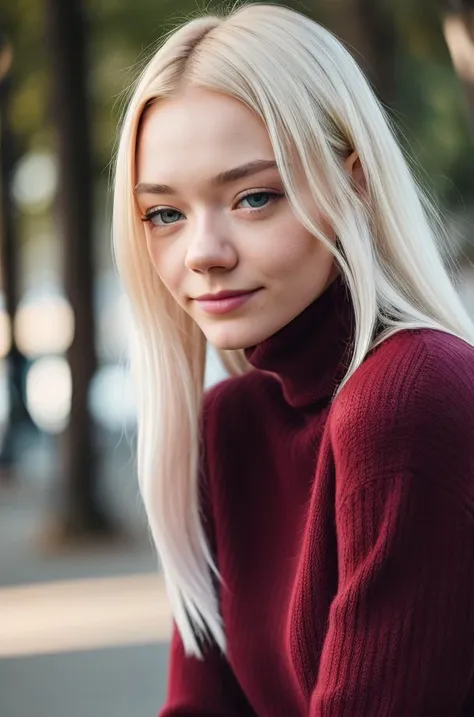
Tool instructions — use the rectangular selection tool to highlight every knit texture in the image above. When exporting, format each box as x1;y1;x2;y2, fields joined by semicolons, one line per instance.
160;276;474;716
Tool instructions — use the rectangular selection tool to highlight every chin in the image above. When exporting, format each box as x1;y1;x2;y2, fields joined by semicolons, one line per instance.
207;335;252;352
205;323;270;351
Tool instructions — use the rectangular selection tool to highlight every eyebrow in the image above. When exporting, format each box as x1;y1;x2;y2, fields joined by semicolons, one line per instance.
133;159;278;196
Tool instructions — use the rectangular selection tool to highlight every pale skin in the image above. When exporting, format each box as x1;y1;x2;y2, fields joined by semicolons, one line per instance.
135;87;362;350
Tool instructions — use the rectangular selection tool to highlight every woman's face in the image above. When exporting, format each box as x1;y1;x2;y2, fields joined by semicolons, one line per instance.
135;87;338;350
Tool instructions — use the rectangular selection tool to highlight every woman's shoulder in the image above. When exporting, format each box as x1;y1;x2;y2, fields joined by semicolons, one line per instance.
329;328;474;503
332;327;474;434
383;325;474;361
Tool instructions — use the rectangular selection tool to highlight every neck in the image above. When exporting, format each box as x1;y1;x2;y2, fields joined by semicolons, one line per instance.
244;275;355;408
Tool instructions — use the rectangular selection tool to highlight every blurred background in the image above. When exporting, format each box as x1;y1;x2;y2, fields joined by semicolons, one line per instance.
1;0;474;715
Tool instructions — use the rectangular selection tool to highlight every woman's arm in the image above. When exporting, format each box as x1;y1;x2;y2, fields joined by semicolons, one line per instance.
310;336;474;715
310;472;474;715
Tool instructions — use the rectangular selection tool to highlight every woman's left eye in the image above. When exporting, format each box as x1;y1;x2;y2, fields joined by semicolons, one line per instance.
237;191;281;210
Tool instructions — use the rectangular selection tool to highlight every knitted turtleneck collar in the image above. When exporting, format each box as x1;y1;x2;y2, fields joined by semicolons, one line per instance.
244;274;355;409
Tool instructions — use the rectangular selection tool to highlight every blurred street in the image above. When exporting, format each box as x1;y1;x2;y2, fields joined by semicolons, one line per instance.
2;645;168;717
0;429;172;716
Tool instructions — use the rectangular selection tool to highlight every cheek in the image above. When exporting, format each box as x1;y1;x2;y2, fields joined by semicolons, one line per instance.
145;234;182;298
254;224;330;280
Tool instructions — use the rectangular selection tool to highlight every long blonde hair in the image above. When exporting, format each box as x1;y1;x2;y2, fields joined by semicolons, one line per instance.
112;3;474;658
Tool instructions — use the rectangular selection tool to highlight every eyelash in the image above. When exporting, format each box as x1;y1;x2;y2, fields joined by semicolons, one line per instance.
139;190;284;228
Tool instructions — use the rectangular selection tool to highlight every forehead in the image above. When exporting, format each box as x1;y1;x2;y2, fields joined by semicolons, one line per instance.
136;88;275;186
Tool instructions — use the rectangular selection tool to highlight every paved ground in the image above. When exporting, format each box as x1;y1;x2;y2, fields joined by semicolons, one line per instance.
2;644;169;717
0;429;173;717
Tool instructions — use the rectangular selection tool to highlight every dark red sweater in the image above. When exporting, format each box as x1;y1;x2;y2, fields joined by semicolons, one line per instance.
160;276;474;716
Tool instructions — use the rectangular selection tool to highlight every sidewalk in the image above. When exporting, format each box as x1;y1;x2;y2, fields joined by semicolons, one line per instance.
0;430;172;716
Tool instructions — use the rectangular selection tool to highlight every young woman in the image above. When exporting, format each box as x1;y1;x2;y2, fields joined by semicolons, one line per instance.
113;3;474;714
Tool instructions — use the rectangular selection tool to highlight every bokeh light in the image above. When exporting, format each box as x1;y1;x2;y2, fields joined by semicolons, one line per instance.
96;290;131;363
15;293;74;358
0;310;12;359
12;152;58;211
89;364;136;430
25;357;71;434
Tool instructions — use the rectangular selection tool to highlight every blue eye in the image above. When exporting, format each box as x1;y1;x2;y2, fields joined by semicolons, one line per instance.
239;192;274;209
144;208;183;226
141;191;282;228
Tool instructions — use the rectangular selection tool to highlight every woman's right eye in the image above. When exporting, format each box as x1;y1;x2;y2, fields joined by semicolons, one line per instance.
142;208;184;227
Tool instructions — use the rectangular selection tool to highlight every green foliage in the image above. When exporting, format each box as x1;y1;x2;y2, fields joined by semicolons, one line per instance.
389;0;473;204
3;0;474;212
2;0;48;150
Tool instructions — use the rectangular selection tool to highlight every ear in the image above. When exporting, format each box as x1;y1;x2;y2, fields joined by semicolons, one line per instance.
344;150;366;192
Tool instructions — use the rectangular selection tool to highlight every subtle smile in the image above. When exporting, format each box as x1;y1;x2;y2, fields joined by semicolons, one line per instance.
194;289;262;315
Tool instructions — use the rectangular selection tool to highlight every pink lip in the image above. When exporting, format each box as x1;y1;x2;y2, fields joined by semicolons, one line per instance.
195;289;261;315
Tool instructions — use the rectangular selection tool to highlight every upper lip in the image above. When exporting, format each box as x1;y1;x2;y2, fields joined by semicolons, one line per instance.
195;289;259;301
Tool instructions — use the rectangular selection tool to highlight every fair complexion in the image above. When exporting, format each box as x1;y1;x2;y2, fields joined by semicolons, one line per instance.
135;88;360;350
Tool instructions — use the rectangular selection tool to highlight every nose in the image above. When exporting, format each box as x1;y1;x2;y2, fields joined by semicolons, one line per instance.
185;216;238;274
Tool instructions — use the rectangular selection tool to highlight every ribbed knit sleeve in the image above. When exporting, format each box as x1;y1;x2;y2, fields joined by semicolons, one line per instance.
310;334;474;715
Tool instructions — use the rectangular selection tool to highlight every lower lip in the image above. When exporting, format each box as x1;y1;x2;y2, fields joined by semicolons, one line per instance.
195;290;260;315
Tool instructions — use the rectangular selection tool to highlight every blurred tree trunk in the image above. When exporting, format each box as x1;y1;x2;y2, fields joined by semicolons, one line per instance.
442;0;474;129
0;34;35;485
44;0;117;541
320;0;397;104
